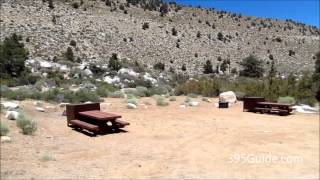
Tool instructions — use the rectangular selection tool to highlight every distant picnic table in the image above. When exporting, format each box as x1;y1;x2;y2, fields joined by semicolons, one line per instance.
243;97;293;116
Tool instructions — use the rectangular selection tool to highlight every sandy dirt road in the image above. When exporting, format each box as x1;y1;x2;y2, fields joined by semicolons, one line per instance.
1;97;319;179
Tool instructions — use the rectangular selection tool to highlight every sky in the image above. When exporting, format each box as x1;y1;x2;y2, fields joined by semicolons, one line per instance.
171;0;320;27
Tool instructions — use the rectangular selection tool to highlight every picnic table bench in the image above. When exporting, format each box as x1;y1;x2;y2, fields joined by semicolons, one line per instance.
243;97;293;116
66;103;129;134
255;102;293;116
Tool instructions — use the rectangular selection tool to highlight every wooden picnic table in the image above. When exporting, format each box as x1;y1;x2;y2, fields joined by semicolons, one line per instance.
255;101;293;115
257;102;292;107
66;103;129;134
79;110;122;121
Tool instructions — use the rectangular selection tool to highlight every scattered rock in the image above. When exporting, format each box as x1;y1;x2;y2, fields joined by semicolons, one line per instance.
127;103;137;109
1;102;19;109
292;104;319;113
179;104;186;108
5;111;19;120
188;101;199;107
33;101;43;107
36;107;45;112
1;136;11;143
219;91;237;104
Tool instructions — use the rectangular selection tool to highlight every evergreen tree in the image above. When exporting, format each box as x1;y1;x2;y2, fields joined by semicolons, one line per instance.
65;47;74;62
313;51;320;101
203;60;213;74
159;3;169;16
220;60;228;73
48;0;54;9
217;32;223;41
0;33;29;77
239;54;264;78
269;60;276;78
108;53;122;71
181;64;186;71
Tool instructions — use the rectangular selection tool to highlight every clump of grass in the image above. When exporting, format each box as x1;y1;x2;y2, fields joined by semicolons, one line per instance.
109;91;125;98
187;93;198;98
16;113;37;135
278;96;296;105
156;96;169;106
40;153;55;162
135;86;149;97
169;96;176;101
0;122;10;136
126;98;138;105
185;97;192;103
202;97;211;102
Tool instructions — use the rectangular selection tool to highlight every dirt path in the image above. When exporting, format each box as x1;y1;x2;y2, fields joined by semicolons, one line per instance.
1;97;319;179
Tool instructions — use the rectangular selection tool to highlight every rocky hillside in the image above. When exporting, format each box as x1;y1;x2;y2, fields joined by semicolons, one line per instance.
1;0;319;76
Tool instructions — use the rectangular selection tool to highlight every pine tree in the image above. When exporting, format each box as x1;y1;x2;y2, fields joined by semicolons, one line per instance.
203;60;213;74
217;32;223;41
108;53;122;71
0;33;29;77
313;51;320;101
65;47;74;62
220;60;228;73
269;60;276;78
239;54;264;78
181;64;186;71
48;0;54;9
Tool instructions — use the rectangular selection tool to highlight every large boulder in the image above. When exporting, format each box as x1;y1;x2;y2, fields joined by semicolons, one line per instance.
1;136;11;143
219;91;237;104
5;111;20;120
1;102;19;109
127;103;137;109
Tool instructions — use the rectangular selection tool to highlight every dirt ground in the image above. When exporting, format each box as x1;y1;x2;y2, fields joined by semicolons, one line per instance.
1;97;319;179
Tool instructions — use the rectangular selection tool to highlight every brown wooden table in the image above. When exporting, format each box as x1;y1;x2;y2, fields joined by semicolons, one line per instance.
79;110;121;121
78;110;126;132
255;102;293;115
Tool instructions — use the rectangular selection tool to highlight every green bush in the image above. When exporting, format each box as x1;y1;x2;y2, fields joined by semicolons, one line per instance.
16;113;37;135
40;153;55;162
108;53;122;71
187;93;198;98
277;96;296;105
156;96;169;106
109;91;125;98
96;82;117;97
135;86;149;97
202;97;211;102
0;122;9;136
74;89;101;103
169;96;176;101
126;98;138;105
142;22;149;30
203;60;214;74
96;87;110;97
176;79;220;97
153;62;165;71
185;97;192;103
149;85;169;95
65;47;74;62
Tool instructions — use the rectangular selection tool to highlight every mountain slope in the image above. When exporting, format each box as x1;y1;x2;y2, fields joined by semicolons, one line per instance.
1;0;319;75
